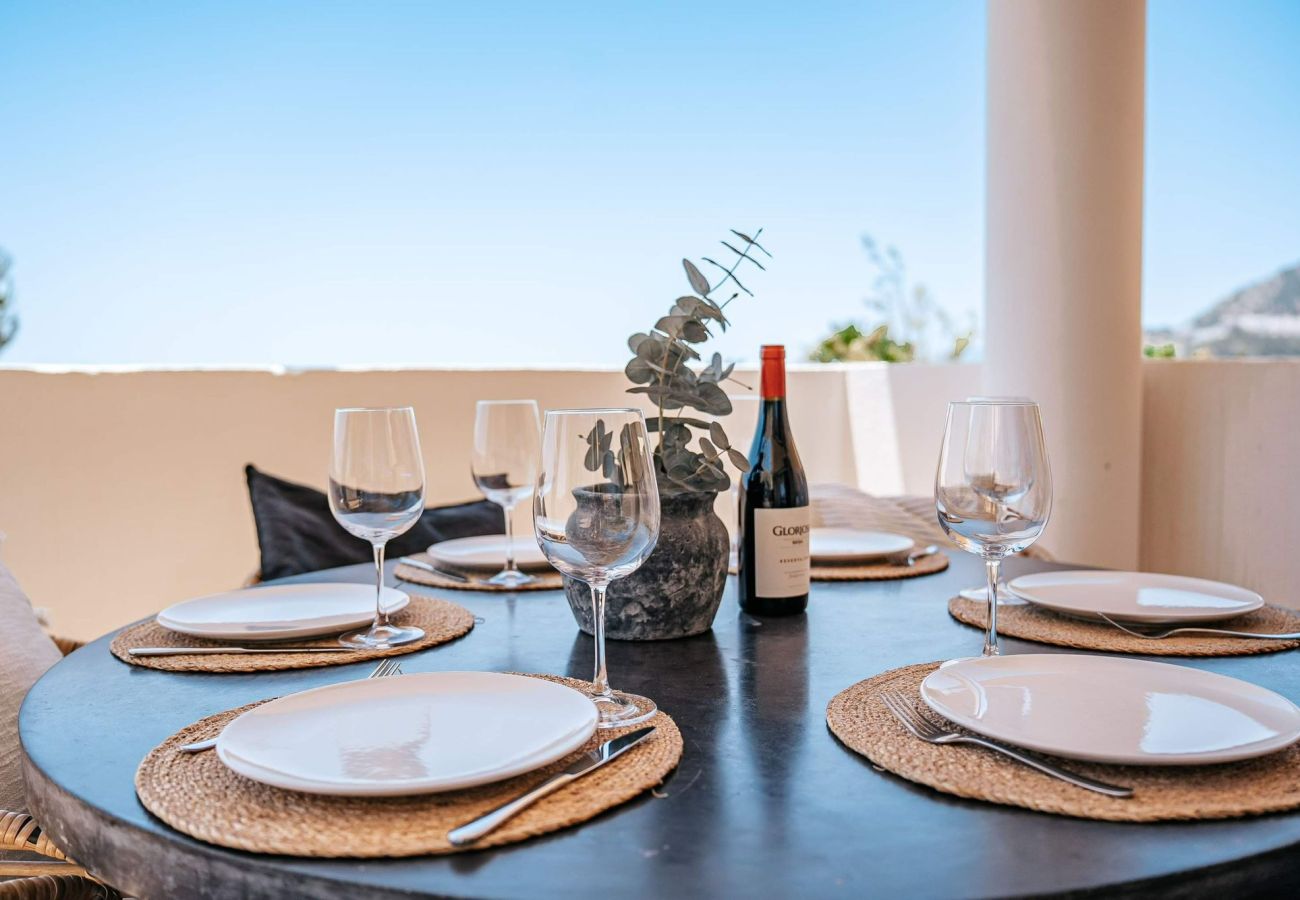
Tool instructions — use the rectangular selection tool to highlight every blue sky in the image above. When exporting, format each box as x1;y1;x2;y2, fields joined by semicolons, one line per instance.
0;1;1296;366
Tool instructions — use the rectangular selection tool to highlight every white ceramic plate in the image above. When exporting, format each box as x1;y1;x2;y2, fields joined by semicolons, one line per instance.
156;583;409;642
428;535;552;573
217;671;598;796
809;528;914;564
921;654;1300;765
1007;570;1264;624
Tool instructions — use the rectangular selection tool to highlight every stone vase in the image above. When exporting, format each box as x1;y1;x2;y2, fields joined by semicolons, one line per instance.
563;488;728;641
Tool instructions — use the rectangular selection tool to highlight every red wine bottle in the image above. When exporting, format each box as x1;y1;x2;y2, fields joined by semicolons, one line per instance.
738;345;810;615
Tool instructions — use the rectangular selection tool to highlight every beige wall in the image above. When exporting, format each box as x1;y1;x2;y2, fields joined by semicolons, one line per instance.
1140;360;1300;606
2;360;1295;639
0;364;975;639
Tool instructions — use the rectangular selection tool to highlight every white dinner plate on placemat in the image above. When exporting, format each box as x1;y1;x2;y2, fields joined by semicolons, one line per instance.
810;529;914;564
156;583;409;642
217;671;598;796
428;535;553;573
921;654;1300;765
1007;571;1263;624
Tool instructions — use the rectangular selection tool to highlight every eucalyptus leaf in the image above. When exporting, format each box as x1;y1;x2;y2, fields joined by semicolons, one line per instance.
635;336;667;362
695;381;732;416
679;318;709;343
663;422;691;449
727;448;750;471
645;415;711;431
683;259;710;296
697;352;725;384
654;315;684;339
708;421;729;449
675;296;727;325
629;384;685;410
625;357;654;384
654;315;708;344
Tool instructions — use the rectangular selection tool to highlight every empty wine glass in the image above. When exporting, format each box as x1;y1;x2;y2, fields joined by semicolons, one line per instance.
329;406;426;649
471;399;542;587
535;409;660;728
935;398;1052;656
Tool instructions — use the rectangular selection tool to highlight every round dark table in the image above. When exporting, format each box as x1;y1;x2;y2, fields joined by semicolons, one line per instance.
20;555;1300;899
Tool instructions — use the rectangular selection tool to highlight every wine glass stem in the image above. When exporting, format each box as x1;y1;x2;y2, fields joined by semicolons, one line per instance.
984;558;1001;657
501;501;518;573
589;582;612;698
372;541;389;629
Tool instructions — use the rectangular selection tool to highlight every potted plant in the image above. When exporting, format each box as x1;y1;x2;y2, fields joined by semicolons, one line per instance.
563;229;770;640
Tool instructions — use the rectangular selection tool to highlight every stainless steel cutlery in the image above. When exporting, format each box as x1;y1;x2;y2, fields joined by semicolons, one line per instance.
904;544;940;567
447;725;658;846
129;646;354;657
398;556;471;583
1098;613;1300;641
880;690;1132;798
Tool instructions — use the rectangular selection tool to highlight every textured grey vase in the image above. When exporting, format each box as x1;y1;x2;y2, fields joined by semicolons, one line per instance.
563;489;728;641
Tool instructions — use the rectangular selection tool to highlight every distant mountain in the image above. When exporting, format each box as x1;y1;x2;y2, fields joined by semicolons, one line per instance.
1145;262;1300;357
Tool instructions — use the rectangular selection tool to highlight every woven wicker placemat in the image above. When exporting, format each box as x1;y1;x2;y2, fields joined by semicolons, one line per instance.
948;595;1300;657
396;553;563;592
826;661;1300;822
812;552;949;582
111;597;474;673
135;675;682;857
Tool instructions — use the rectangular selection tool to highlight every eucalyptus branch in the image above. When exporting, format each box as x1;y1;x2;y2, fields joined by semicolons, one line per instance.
702;226;766;298
595;228;770;494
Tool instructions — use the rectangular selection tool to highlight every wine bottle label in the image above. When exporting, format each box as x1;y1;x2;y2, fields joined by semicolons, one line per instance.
754;506;811;598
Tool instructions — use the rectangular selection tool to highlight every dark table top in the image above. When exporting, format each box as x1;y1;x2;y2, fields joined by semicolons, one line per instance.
20;554;1300;900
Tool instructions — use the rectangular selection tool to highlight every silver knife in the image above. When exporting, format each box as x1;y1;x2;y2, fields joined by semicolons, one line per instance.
398;556;470;583
447;725;657;846
128;646;354;657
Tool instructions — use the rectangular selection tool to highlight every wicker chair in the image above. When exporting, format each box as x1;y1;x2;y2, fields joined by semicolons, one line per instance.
0;640;124;900
811;484;1054;561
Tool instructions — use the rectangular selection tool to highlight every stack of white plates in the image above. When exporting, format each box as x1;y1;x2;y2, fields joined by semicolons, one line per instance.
427;536;553;574
156;583;409;642
216;671;598;795
809;528;914;565
921;654;1300;765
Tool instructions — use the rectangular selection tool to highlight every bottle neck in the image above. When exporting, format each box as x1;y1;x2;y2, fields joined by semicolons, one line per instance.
760;356;786;400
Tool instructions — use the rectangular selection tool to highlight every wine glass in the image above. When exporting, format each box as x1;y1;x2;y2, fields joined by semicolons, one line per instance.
328;406;426;649
534;408;660;728
471;399;542;587
935;398;1052;656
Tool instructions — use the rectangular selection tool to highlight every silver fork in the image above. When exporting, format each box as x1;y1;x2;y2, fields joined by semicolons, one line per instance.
880;690;1133;798
179;658;404;753
905;545;940;567
1098;613;1300;641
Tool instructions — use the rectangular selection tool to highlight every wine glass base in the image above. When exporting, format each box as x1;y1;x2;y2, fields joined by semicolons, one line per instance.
958;584;1027;605
486;568;537;588
339;623;425;650
589;689;657;729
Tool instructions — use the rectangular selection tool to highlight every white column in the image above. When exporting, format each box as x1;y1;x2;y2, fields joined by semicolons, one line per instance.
984;0;1146;568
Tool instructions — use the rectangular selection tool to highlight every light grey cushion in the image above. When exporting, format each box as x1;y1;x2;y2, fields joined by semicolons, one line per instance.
0;560;62;812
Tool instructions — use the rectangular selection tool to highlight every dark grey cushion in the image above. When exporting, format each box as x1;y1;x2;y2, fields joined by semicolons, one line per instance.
245;465;504;580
